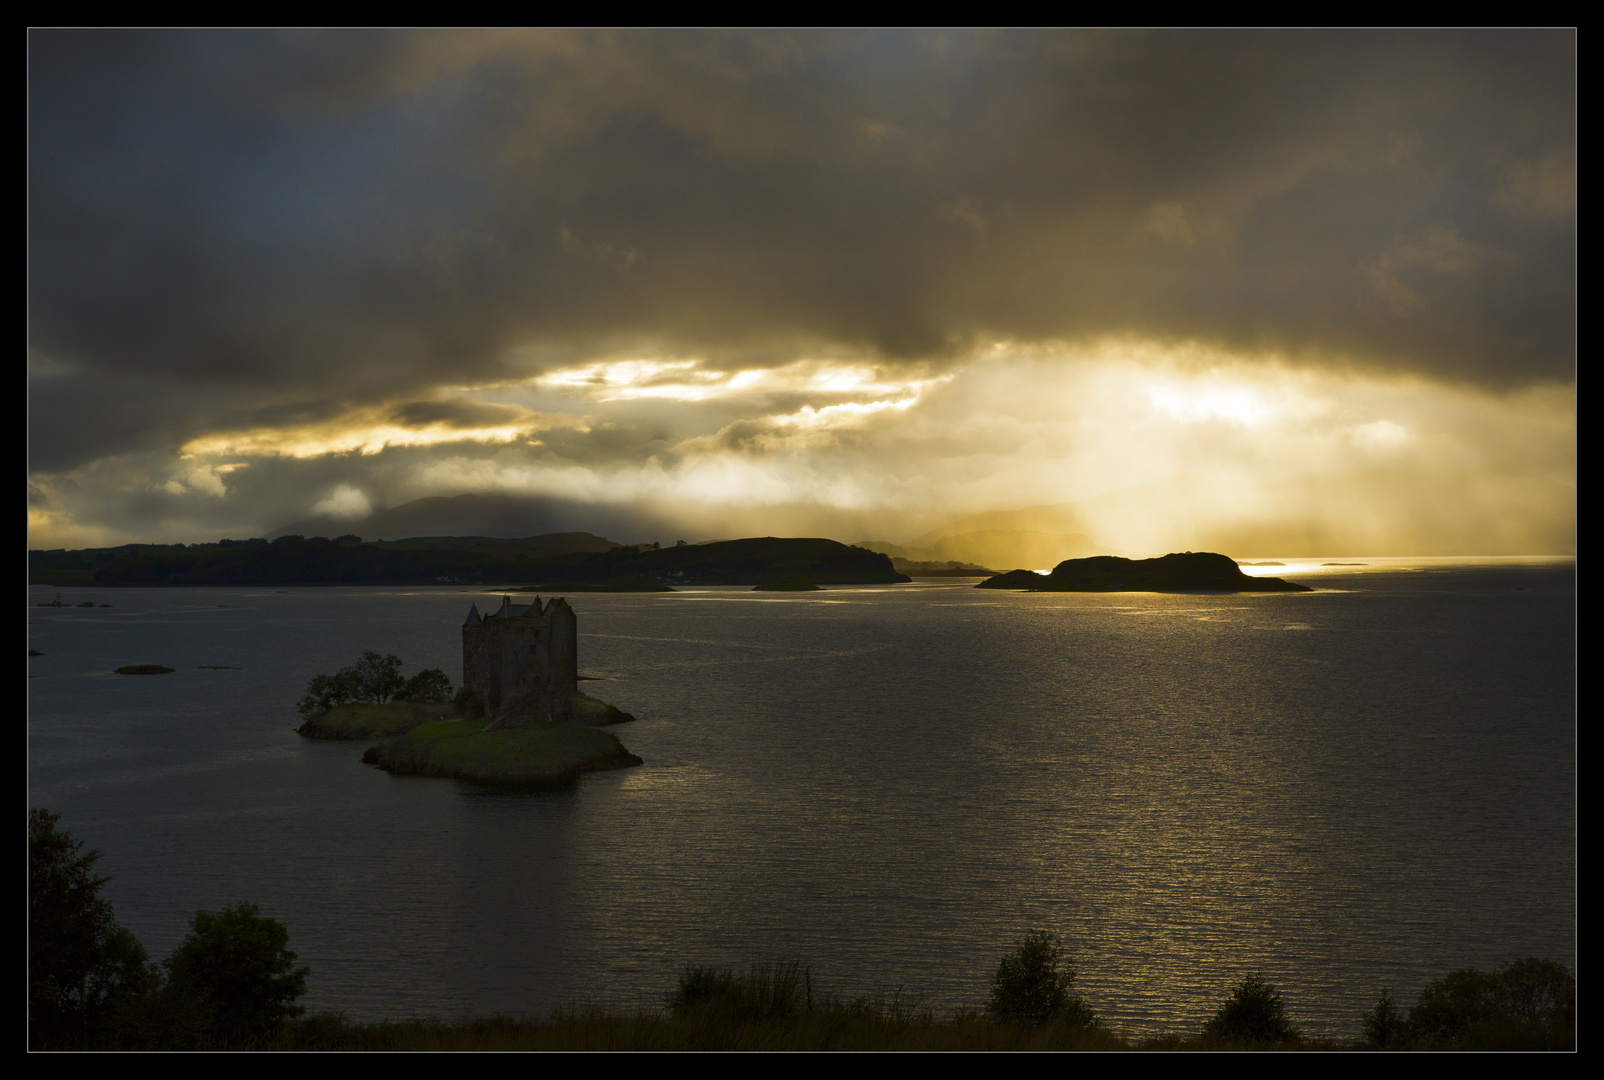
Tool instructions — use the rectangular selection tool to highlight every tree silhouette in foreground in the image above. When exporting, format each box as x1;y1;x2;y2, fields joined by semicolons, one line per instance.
163;902;310;1047
1365;957;1575;1049
1201;975;1301;1045
28;809;158;1048
987;931;1095;1029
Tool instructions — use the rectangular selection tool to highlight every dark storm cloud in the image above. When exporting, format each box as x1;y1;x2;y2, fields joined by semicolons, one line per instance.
29;30;1575;472
388;398;531;428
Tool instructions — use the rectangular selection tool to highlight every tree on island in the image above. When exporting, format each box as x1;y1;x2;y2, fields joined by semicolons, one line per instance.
297;651;453;718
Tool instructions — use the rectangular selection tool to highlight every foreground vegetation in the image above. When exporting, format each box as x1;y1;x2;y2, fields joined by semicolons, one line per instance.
30;810;307;1050
31;811;1574;1051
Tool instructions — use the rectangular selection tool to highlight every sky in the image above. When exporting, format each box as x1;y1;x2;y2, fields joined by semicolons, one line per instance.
28;30;1575;555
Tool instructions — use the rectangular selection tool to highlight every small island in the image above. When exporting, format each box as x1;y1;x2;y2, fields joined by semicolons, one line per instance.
976;552;1311;592
298;596;644;784
298;691;634;740
362;721;641;786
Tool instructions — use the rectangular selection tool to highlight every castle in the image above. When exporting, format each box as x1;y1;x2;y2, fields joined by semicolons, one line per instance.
462;595;578;726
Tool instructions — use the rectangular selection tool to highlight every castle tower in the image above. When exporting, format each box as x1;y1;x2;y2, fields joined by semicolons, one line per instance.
461;595;578;726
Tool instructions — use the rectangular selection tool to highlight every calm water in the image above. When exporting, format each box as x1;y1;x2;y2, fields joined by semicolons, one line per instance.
27;558;1576;1039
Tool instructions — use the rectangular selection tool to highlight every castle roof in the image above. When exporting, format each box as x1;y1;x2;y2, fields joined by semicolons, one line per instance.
467;595;553;623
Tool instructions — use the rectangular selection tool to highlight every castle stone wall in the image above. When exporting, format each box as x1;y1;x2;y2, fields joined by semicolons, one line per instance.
462;595;578;726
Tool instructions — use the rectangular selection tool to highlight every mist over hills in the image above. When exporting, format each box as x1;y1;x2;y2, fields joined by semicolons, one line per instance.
261;463;1574;569
270;493;683;546
369;533;619;559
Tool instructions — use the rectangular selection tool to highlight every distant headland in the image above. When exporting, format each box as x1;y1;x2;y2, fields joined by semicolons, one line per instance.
977;553;1311;592
29;534;909;589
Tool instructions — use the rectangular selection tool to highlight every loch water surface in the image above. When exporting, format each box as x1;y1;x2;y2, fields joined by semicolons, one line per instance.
27;558;1575;1039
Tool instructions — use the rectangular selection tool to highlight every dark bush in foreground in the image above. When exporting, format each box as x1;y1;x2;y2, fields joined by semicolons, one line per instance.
987;931;1095;1029
1361;988;1407;1049
1201;975;1301;1046
669;960;809;1023
1367;957;1575;1050
161;902;310;1047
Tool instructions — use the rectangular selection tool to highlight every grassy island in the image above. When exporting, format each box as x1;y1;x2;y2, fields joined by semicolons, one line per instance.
298;692;633;740
114;664;175;675
362;719;642;785
296;701;458;739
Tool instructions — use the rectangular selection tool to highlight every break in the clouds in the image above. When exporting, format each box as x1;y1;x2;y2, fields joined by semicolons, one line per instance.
27;30;1575;553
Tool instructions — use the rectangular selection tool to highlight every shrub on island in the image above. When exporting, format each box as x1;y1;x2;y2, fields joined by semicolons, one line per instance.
296;653;461;738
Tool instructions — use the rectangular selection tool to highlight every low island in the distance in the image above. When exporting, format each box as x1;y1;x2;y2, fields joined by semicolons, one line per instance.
978;552;1311;592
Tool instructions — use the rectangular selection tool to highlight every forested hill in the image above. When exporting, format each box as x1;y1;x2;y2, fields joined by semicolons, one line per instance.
515;537;910;587
29;535;909;588
29;535;562;587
